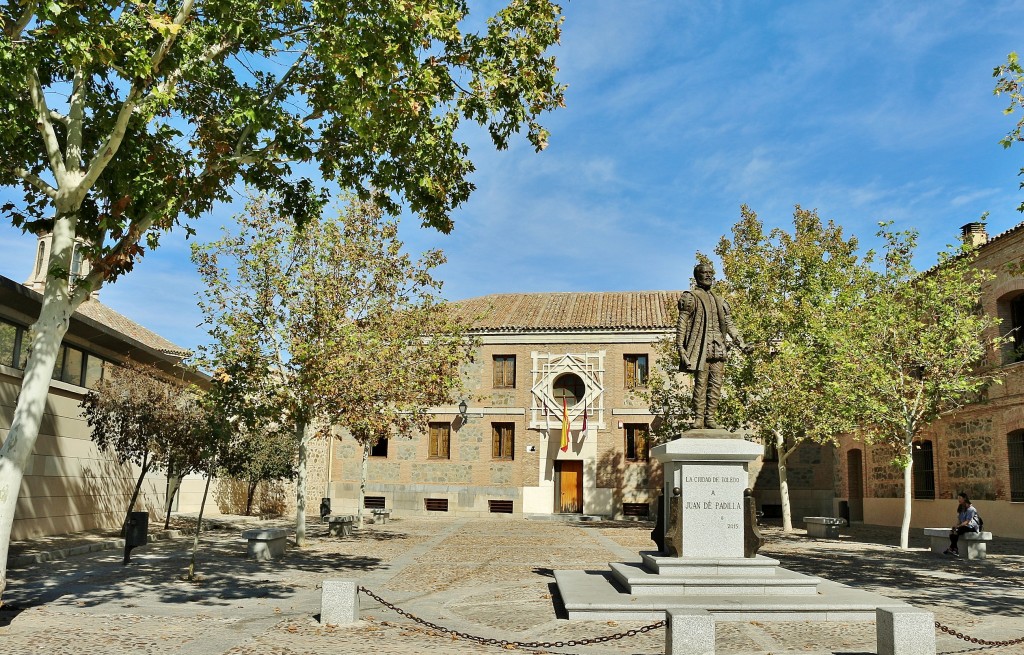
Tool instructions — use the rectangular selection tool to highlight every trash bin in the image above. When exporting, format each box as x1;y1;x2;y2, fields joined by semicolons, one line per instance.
320;497;332;523
839;500;850;525
123;511;149;564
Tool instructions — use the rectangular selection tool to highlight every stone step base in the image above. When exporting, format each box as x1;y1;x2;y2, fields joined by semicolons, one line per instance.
640;551;781;576
554;569;909;622
609;561;820;596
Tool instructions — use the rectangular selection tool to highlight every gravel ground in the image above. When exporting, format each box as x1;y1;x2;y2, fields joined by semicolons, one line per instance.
1;516;1022;655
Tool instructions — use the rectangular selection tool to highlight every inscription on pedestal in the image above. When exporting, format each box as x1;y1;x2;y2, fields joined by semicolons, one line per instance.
681;464;747;558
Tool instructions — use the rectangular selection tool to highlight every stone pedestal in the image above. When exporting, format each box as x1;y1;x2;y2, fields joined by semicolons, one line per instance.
553;428;919;627
651;430;762;558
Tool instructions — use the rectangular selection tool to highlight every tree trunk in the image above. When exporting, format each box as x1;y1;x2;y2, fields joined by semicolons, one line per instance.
187;465;214;581
246;479;258;516
163;468;182;530
358;441;370;528
900;433;914;550
777;433;794;533
0;210;83;602
294;419;311;547
122;453;152;537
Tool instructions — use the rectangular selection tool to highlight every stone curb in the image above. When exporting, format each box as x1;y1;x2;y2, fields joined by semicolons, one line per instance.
8;529;184;569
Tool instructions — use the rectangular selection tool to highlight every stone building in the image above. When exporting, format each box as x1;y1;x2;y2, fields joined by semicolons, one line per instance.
326;291;834;520
0;233;206;539
835;221;1024;539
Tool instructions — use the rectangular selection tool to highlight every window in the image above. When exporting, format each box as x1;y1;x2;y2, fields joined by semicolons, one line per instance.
428;422;450;459
624;354;649;388
552;372;585;406
0;320;20;368
762;439;778;462
370;438;389;458
492;423;514;460
84;354;105;389
493;355;516;388
624;424;650;461
998;292;1024;363
1009;430;1024;502
51;345;67;381
912;440;935;500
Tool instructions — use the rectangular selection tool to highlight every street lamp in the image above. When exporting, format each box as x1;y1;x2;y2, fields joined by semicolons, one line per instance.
458;399;469;424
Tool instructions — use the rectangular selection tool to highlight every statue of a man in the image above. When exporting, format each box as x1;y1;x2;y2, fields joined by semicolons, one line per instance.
676;261;749;429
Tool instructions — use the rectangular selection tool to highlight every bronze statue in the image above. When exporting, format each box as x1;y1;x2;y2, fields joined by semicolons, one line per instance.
676;261;749;429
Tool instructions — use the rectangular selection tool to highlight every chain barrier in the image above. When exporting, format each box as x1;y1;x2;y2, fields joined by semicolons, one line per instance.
935;621;1024;648
358;586;665;652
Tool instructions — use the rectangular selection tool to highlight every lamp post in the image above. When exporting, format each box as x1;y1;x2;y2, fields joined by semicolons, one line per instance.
458;399;469;424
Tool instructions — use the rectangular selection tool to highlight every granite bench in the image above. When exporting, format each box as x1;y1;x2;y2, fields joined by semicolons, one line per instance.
803;516;845;539
242;528;289;561
923;527;992;560
371;508;392;524
327;515;355;537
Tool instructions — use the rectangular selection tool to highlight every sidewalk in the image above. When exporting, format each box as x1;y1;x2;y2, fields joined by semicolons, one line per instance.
2;517;1023;654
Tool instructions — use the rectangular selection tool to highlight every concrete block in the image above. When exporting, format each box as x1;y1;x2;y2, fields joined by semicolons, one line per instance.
666;608;715;655
877;606;936;655
321;580;359;625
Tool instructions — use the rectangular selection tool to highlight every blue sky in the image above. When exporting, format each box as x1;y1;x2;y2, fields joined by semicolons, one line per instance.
2;1;1023;353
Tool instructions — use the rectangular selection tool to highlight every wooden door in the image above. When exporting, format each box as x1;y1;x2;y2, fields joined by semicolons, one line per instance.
847;449;864;522
557;460;584;513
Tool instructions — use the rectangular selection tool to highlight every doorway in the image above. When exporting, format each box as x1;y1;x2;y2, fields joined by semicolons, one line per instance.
556;460;584;513
847;449;864;522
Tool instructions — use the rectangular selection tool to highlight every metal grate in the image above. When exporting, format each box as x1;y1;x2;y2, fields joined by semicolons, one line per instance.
488;500;514;514
364;496;386;509
622;502;649;517
424;498;449;512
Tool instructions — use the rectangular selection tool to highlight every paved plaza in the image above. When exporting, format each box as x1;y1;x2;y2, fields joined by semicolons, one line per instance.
1;516;1023;654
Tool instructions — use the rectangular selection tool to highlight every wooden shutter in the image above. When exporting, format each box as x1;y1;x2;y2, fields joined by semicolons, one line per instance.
504;425;514;459
624;356;637;388
439;423;450;458
491;424;501;458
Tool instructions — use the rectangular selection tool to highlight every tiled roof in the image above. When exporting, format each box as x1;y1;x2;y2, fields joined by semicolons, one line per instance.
74;299;190;358
450;291;682;332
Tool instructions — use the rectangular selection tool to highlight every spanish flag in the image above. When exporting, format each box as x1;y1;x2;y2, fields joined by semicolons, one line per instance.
560;396;570;452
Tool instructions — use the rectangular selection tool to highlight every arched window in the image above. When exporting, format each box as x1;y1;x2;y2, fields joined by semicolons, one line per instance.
35;241;46;278
70;244;84;281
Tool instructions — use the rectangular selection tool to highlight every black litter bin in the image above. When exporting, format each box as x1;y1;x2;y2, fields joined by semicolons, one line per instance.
320;497;332;523
123;511;149;564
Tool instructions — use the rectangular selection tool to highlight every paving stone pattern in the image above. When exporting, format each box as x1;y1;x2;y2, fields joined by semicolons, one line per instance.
2;517;1023;654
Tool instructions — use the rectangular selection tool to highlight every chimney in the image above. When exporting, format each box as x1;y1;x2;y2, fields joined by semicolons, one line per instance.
960;222;988;248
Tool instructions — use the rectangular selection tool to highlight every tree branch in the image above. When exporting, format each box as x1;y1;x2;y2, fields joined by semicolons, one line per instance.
82;0;198;191
13;167;58;199
28;69;68;185
66;68;86;175
3;0;37;39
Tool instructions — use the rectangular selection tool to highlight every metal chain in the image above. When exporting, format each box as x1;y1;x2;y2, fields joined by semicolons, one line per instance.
935;621;1024;647
358;586;666;651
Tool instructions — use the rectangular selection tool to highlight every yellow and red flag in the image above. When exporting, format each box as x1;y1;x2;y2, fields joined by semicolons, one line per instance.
560;396;570;452
581;397;588;433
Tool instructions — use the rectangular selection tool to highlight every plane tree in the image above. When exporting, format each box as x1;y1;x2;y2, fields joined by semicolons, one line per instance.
0;0;565;599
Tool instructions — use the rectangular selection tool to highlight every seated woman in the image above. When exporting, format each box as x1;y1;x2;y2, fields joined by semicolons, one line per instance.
944;492;980;557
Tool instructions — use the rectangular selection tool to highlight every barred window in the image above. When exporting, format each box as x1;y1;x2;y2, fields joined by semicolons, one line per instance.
1009;430;1024;503
912;440;935;500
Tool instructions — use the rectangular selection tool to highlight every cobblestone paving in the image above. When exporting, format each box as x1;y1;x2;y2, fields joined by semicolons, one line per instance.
2;517;1023;654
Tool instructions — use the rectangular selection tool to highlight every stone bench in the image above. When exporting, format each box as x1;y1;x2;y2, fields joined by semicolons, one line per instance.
371;508;392;524
327;515;355;537
923;527;992;560
242;528;289;561
803;516;845;539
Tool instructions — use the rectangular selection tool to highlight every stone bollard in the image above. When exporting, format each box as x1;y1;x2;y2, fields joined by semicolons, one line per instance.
877;606;936;655
321;580;359;625
666;608;715;655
